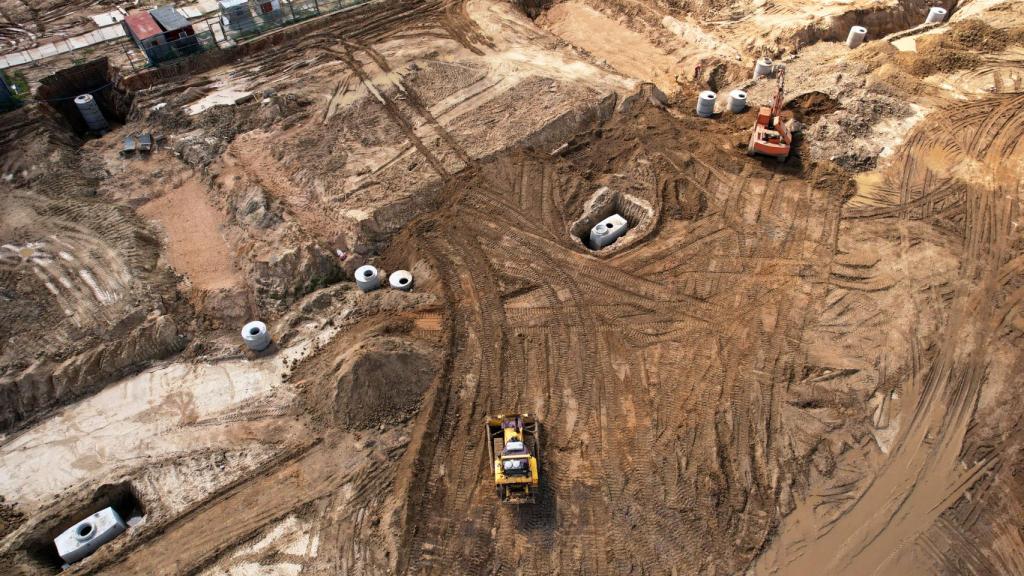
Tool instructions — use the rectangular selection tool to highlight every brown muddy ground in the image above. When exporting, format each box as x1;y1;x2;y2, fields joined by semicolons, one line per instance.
1;0;1024;574
0;0;122;55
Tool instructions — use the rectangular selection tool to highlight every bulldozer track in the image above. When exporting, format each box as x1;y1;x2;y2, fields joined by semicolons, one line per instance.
757;93;1024;576
327;45;451;179
9;1;1024;572
386;113;845;572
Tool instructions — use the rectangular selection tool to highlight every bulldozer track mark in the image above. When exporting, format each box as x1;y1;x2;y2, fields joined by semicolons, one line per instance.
29;20;1018;571
440;0;495;55
356;42;475;167
326;45;451;178
757;93;1024;576
387;99;845;573
94;439;399;575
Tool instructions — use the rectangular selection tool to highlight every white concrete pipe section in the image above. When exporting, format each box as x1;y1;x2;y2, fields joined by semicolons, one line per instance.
74;94;109;132
728;90;747;113
389;270;414;290
55;507;126;564
241;320;271;352
696;90;717;117
846;26;868;48
354;264;381;292
589;214;629;249
753;57;774;79
925;6;947;23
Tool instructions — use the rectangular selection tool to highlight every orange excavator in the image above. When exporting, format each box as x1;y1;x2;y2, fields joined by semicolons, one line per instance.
747;68;792;161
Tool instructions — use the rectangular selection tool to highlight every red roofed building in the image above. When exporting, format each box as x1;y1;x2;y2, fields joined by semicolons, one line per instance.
123;6;199;64
123;11;164;45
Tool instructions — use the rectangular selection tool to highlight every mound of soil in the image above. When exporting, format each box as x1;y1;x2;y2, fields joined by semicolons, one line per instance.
901;20;1024;77
947;19;1011;53
905;45;980;77
333;339;437;429
294;322;439;432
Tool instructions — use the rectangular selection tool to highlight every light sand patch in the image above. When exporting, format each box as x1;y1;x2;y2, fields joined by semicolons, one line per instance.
538;2;678;93
187;85;253;116
0;357;291;508
139;177;241;290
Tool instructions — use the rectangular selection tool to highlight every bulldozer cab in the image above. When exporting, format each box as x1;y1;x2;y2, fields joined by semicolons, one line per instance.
485;414;540;504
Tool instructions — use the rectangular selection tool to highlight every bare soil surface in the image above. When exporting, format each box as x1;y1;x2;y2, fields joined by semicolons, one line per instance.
538;3;679;93
138;176;242;292
2;0;1024;574
0;0;121;55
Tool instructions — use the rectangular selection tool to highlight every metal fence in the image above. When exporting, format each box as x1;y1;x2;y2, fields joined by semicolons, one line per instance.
123;29;220;70
219;0;370;41
121;0;370;69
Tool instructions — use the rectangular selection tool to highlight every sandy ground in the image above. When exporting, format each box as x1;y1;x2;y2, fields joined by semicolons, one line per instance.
2;0;1024;573
538;3;679;93
757;91;1024;575
0;356;290;508
138;177;242;291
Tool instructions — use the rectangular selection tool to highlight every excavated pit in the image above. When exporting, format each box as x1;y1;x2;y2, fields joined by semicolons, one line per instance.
786;91;842;125
36;58;131;137
782;0;954;50
512;0;550;19
570;187;655;254
23;482;144;571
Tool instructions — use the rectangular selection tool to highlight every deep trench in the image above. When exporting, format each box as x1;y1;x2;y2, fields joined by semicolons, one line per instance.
36;58;133;138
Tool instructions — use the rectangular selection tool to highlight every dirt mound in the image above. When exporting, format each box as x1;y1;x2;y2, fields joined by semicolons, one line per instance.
900;20;1024;77
801;89;912;170
946;19;1012;53
904;42;981;76
295;316;440;431
333;339;437;429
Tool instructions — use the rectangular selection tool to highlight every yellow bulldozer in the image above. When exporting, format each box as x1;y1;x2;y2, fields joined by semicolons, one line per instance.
485;414;540;504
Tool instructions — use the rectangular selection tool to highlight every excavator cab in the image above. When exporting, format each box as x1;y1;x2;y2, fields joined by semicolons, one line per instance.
747;68;792;161
485;414;540;504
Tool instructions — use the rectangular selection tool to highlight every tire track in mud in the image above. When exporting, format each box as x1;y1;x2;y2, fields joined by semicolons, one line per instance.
79;20;924;570
357;41;474;167
92;435;405;576
757;93;1024;576
242;0;494;78
395;110;843;573
440;0;495;55
327;45;450;178
57;73;858;574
